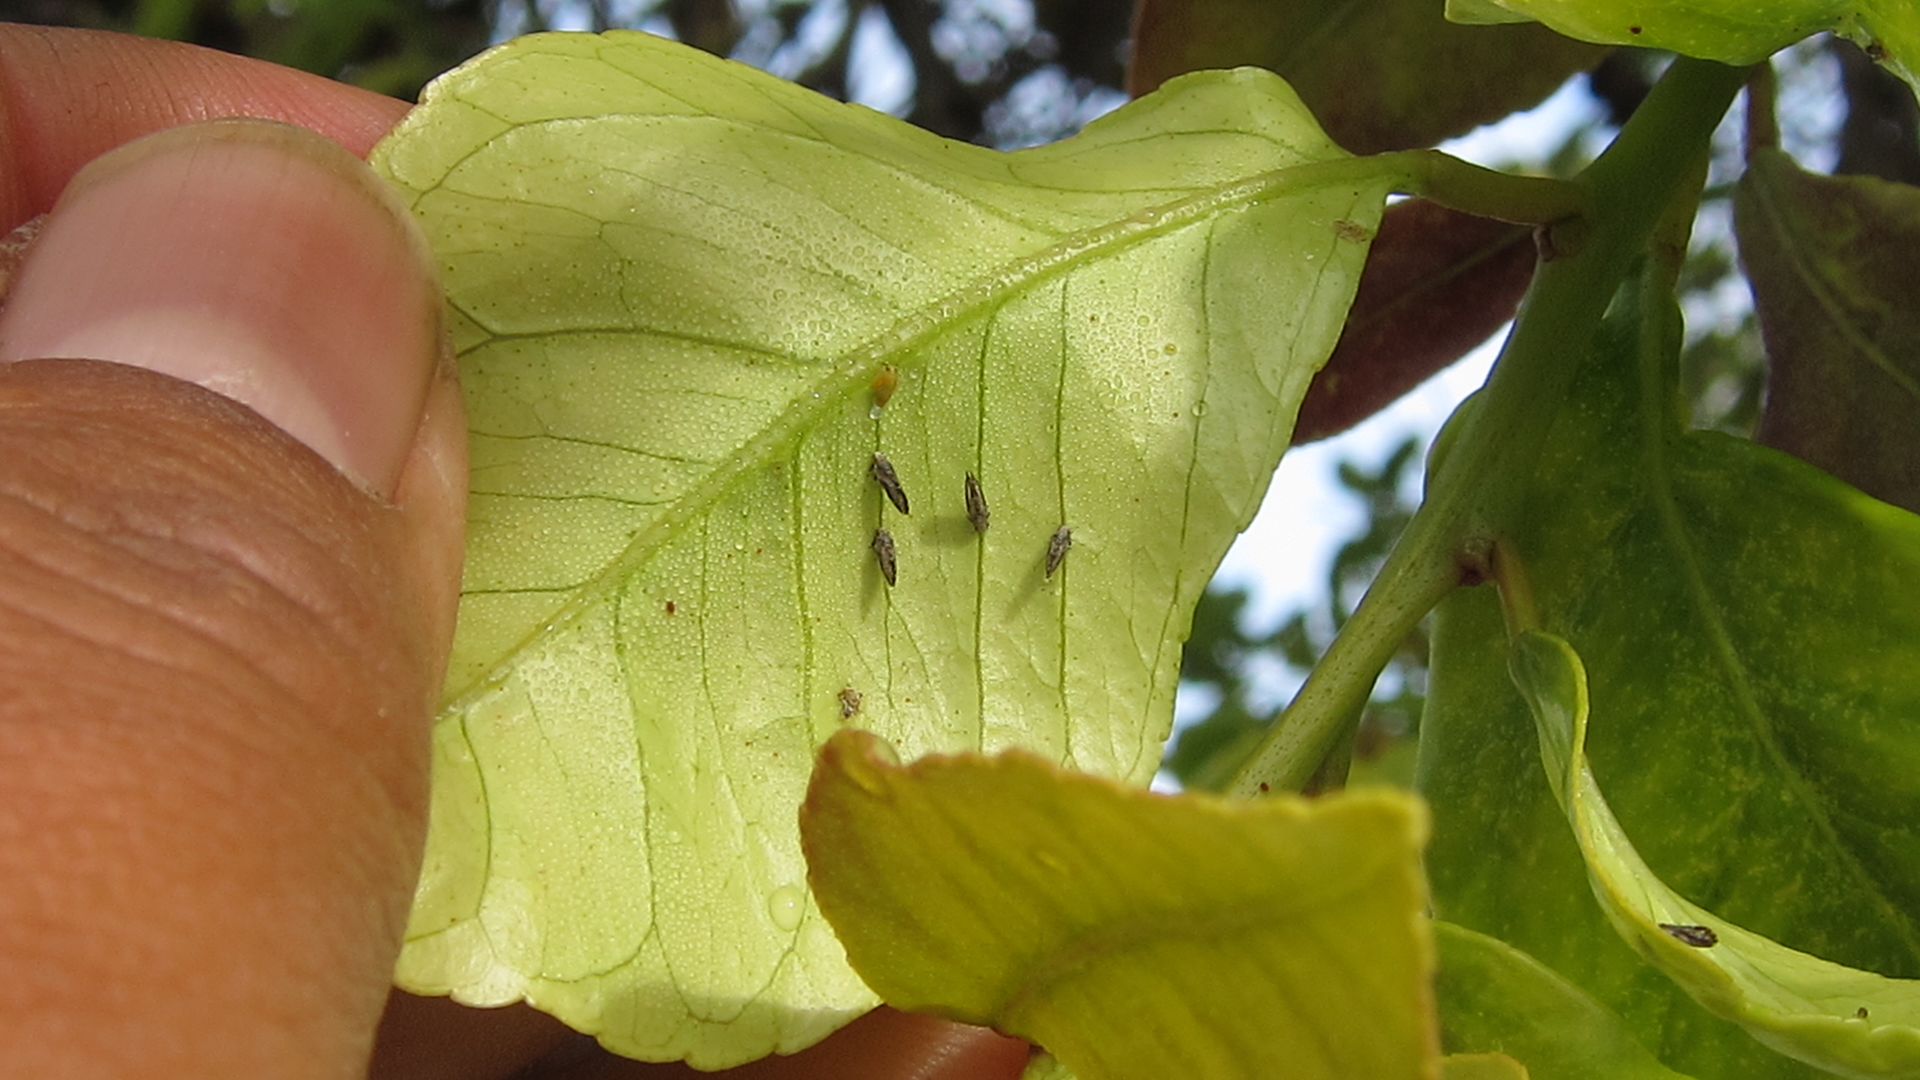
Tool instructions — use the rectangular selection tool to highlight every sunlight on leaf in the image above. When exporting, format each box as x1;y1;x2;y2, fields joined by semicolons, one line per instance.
801;728;1436;1080
369;29;1392;1066
1509;629;1920;1080
1446;0;1918;94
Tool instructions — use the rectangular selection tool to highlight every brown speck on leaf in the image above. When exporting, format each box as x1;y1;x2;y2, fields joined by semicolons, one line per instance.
1865;41;1888;61
1333;219;1374;242
665;600;676;615
1857;1006;1870;1020
838;687;861;719
1046;526;1072;579
1658;923;1718;947
871;452;910;514
1628;24;1642;33
872;528;897;586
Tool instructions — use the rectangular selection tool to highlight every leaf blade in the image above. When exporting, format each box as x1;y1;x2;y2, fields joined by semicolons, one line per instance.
1420;272;1920;1079
1510;630;1920;1080
1737;147;1920;514
801;728;1437;1080
372;29;1394;1066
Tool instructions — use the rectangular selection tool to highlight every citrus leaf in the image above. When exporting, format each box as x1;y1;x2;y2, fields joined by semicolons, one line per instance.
1296;199;1537;444
1434;921;1697;1080
1444;1053;1533;1080
369;29;1392;1066
1510;629;1920;1079
800;728;1436;1080
1445;0;1919;95
1737;148;1920;514
1129;0;1606;154
1420;273;1920;1079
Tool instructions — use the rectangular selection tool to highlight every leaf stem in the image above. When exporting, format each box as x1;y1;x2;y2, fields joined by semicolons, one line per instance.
1378;148;1588;226
1225;57;1750;798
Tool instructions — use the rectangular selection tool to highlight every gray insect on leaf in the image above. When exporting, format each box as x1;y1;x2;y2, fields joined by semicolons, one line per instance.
871;528;897;586
838;687;862;719
1046;526;1072;579
870;452;909;515
1657;923;1718;948
964;472;989;533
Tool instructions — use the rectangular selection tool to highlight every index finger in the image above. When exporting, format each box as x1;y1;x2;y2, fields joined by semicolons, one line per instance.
0;23;414;229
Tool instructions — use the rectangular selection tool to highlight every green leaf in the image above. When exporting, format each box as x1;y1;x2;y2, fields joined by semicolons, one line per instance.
1443;1053;1533;1080
369;29;1393;1066
1419;274;1920;1079
1509;629;1920;1079
1129;0;1607;155
1736;148;1920;514
1434;922;1698;1080
1445;0;1919;95
799;728;1437;1080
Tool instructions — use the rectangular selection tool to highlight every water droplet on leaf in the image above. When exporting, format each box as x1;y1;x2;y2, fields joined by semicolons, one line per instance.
768;885;805;931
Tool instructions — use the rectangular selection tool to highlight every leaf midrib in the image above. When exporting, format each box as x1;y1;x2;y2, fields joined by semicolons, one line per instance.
439;155;1392;716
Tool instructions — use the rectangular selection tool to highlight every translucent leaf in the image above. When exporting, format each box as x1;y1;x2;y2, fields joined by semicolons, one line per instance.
1510;629;1920;1079
1445;0;1919;95
1435;921;1697;1080
368;29;1392;1067
1420;275;1920;1079
800;728;1436;1080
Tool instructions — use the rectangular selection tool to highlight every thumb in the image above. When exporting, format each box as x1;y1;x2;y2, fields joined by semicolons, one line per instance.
0;119;464;1077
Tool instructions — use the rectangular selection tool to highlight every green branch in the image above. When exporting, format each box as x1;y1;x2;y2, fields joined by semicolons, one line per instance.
1226;57;1751;798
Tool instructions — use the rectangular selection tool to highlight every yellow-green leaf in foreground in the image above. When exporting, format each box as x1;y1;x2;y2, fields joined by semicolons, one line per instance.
1443;1054;1532;1080
800;728;1436;1079
1446;0;1919;94
369;29;1392;1067
1509;629;1920;1080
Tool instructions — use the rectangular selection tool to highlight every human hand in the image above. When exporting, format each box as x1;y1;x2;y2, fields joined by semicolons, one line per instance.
0;23;1025;1079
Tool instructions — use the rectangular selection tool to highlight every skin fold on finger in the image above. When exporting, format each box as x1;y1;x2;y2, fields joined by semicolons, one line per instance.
0;22;411;230
0;361;454;1077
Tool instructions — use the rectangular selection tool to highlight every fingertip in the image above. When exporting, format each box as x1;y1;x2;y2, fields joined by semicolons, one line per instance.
0;118;441;496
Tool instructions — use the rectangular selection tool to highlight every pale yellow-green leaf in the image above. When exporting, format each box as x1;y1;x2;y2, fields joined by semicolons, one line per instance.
1024;1053;1077;1080
369;29;1391;1067
1443;1053;1531;1080
1509;629;1920;1080
800;728;1437;1080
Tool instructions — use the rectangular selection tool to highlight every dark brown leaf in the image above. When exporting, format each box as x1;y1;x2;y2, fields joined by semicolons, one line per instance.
1293;199;1536;444
1736;149;1920;513
1128;0;1608;154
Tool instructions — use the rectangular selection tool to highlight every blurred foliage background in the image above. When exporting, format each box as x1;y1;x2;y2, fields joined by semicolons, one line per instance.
7;0;1914;790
